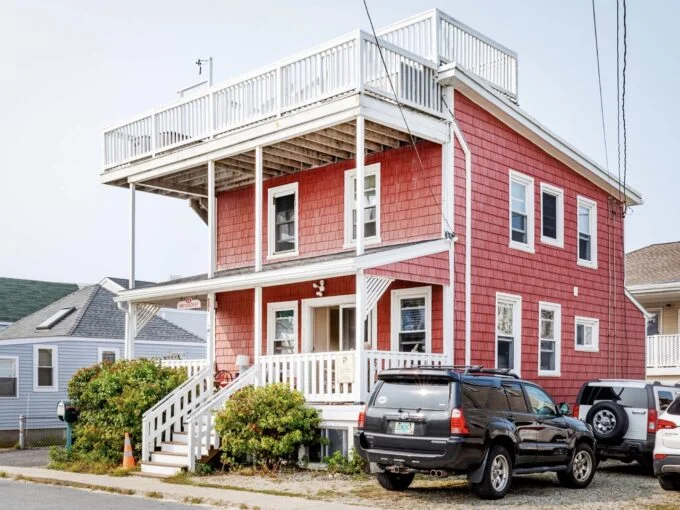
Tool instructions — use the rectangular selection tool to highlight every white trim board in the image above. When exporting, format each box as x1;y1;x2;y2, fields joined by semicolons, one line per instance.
0;336;206;347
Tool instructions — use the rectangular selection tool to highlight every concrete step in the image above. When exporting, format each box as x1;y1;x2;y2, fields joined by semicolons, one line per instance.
151;451;189;467
161;441;209;456
172;431;216;446
140;461;184;478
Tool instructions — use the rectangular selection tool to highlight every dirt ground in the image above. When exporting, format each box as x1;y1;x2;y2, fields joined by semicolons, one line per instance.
179;461;680;509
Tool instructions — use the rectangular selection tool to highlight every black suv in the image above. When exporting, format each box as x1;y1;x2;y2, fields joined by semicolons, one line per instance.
354;367;597;499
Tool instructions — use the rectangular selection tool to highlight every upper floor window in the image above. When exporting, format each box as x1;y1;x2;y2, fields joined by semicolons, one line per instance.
391;286;431;353
540;183;564;248
577;196;597;268
0;357;18;398
538;302;561;377
34;345;57;392
508;170;534;252
496;292;522;374
268;183;298;258
344;164;381;247
267;301;298;355
575;316;599;352
646;309;661;336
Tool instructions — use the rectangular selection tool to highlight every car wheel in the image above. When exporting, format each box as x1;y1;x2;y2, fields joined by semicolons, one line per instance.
585;402;629;441
376;472;415;491
557;443;596;489
471;444;513;500
658;475;680;491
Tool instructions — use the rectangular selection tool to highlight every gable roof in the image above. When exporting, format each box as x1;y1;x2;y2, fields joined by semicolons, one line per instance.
626;242;680;287
0;277;79;323
0;284;204;343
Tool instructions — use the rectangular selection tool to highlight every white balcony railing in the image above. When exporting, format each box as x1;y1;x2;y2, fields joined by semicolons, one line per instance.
647;335;680;372
160;359;208;378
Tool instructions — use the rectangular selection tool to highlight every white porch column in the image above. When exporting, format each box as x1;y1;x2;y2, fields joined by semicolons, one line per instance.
207;293;216;369
355;115;365;256
254;287;262;360
124;303;137;360
254;147;263;272
355;269;367;402
129;183;136;290
208;160;216;278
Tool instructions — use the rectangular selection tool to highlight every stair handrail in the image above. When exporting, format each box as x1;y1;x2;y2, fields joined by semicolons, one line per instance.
185;363;260;471
142;364;214;462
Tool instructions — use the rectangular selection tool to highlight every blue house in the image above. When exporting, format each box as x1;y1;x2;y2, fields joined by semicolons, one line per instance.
0;278;206;446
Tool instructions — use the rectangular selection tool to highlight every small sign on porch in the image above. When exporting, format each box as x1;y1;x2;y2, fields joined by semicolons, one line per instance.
177;297;201;310
336;353;354;384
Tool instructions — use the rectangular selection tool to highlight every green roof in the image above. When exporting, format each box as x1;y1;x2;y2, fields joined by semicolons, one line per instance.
0;277;79;323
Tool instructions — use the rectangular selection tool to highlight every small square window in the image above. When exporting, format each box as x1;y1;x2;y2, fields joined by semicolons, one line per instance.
575;317;599;352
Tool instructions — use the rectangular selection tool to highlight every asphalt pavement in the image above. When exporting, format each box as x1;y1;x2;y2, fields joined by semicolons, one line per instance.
0;448;49;467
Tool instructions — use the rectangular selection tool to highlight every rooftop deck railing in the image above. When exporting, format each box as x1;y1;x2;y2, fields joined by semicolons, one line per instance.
647;334;680;371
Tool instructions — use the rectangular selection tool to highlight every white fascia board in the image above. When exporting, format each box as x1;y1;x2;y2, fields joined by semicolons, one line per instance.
627;282;680;295
115;239;452;304
0;336;206;347
438;64;643;206
101;95;362;185
624;288;651;319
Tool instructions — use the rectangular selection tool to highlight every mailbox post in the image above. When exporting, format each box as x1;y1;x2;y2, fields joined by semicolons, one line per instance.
56;400;78;452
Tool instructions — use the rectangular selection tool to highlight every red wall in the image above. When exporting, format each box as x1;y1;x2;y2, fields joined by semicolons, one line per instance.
453;92;645;402
216;142;442;270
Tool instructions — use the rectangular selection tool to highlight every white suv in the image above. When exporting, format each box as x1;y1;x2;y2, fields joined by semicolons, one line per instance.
654;395;680;490
575;380;680;470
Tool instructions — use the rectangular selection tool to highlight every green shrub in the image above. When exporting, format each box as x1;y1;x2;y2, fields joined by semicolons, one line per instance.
324;449;366;475
55;359;186;465
214;384;322;469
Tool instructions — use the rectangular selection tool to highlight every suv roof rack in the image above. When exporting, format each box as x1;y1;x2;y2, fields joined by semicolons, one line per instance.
387;365;520;379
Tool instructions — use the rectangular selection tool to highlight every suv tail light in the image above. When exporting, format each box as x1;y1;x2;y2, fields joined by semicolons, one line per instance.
572;404;580;419
658;418;677;430
648;409;658;433
358;405;367;430
450;407;469;435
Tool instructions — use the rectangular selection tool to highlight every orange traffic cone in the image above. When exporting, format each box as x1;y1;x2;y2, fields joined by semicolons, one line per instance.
122;432;136;469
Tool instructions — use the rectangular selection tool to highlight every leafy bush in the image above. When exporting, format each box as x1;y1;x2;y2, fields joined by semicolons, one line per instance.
324;449;366;475
53;359;186;466
214;384;322;469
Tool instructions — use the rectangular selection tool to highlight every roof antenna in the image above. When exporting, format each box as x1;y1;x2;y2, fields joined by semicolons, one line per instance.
177;57;213;97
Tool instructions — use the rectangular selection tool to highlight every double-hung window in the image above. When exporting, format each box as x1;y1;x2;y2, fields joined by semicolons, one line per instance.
540;183;564;247
509;170;534;252
577;196;597;268
575;316;599;352
496;293;522;373
344;164;381;247
34;345;57;392
391;287;431;353
538;302;561;376
268;183;298;258
267;301;298;355
0;357;18;398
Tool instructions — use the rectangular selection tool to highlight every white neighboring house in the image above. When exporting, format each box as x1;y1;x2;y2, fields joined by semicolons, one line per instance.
0;278;206;446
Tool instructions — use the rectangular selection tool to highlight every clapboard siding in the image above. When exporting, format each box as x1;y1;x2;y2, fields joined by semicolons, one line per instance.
0;338;206;430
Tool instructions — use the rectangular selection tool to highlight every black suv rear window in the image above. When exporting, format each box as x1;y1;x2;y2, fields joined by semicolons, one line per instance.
373;380;451;411
580;385;647;408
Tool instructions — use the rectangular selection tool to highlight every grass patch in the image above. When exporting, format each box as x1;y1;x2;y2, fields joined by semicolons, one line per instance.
0;472;6;478
109;467;135;477
182;496;205;505
145;491;163;499
11;474;135;496
48;448;118;475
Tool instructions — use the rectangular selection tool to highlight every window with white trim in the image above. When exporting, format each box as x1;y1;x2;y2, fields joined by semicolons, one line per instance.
577;196;597;268
540;183;564;247
34;345;57;391
538;302;561;376
575;317;599;352
509;170;534;252
268;183;298;258
267;301;298;355
647;308;662;336
391;286;431;353
344;163;381;247
496;293;522;373
98;347;120;364
0;357;18;398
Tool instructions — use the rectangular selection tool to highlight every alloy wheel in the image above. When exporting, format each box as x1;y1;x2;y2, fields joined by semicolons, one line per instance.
573;450;593;482
490;454;509;491
593;409;617;435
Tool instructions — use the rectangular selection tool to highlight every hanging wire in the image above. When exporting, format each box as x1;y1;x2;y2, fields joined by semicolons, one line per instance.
591;0;610;172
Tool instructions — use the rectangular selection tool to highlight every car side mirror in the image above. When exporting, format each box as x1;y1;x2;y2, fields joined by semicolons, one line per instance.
558;402;570;416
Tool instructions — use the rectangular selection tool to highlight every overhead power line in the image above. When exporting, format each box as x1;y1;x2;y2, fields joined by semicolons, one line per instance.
591;0;610;172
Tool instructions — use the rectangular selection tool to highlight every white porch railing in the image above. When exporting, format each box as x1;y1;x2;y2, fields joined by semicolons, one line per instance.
647;335;680;371
141;365;213;462
161;359;208;378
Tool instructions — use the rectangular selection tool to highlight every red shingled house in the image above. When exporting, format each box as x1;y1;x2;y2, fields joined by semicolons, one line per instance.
102;9;646;475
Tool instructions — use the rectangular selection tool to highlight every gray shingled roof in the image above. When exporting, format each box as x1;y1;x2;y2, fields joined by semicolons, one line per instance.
626;242;680;287
0;277;79;323
0;284;204;343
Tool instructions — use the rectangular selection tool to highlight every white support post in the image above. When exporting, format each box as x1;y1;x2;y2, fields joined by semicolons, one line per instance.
129;183;136;290
355;269;367;402
355;115;365;256
254;147;263;272
207;293;216;369
254;287;262;359
124;303;137;360
208;161;216;278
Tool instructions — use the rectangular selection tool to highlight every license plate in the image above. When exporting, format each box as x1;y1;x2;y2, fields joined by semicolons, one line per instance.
394;422;415;435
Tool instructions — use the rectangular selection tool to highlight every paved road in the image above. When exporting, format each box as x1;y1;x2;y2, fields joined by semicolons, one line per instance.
0;448;49;467
0;479;199;509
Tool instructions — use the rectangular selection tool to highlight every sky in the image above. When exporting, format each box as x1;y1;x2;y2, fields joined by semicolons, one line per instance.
0;0;678;285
